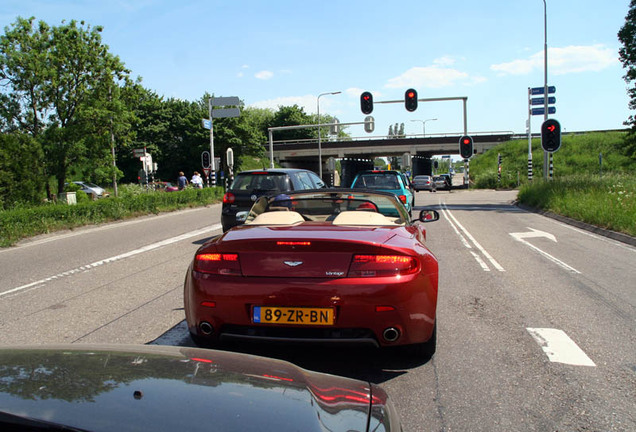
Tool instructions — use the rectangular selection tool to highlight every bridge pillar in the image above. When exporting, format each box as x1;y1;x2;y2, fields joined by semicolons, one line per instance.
340;157;373;187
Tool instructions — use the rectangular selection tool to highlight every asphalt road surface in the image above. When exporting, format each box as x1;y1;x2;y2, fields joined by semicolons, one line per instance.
1;189;634;432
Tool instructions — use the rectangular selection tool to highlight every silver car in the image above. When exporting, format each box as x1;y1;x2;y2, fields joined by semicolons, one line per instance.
72;181;107;198
412;175;436;192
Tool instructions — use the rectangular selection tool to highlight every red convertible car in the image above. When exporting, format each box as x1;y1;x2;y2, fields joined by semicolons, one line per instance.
184;189;439;358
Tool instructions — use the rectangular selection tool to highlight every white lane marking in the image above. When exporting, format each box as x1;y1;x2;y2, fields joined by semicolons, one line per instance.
527;328;596;367
444;208;474;250
510;228;581;274
0;224;221;299
555;220;636;253
470;250;491;272
441;202;505;272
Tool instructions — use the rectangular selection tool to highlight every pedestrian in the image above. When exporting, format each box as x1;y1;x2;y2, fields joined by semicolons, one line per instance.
191;171;203;189
177;171;188;190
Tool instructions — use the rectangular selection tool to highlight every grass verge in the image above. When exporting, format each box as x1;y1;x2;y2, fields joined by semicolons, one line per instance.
0;186;224;247
517;174;636;237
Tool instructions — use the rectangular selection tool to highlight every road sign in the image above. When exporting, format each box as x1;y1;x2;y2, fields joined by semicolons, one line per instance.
201;151;211;169
202;167;210;178
133;148;145;157
531;107;556;116
530;86;556;95
202;119;212;129
210;96;240;107
211;107;240;119
530;96;556;106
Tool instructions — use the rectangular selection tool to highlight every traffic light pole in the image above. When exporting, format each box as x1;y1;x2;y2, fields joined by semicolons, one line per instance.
543;0;550;180
376;96;468;135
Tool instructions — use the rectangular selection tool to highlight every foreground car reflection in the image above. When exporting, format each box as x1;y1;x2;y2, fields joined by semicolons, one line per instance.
185;189;440;358
0;344;401;432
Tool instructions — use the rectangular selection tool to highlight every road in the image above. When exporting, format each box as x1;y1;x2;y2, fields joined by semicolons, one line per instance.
1;189;634;431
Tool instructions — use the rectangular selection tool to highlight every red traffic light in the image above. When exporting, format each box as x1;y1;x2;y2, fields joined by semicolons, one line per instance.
360;91;373;114
541;118;561;152
405;88;418;112
459;135;473;159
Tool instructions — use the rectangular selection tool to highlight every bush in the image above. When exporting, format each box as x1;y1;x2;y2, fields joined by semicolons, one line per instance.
0;185;224;247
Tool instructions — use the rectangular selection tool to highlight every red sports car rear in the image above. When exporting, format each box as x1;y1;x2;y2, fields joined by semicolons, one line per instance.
184;190;439;358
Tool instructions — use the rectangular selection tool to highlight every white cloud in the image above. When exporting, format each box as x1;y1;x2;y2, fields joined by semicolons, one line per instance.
433;56;456;67
385;65;482;89
255;70;274;80
249;93;345;115
491;44;618;76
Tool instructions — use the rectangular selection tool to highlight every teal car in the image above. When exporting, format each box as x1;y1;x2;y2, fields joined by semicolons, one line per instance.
350;170;415;216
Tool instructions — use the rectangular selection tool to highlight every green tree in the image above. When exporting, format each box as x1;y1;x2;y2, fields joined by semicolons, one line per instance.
618;0;636;158
0;133;44;208
270;105;316;142
0;17;131;198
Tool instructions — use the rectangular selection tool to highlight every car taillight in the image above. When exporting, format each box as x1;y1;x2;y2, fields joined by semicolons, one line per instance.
223;192;235;204
398;195;407;204
194;253;241;275
348;254;418;277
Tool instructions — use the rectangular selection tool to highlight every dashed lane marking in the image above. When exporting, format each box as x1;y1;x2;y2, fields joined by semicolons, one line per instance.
527;327;596;367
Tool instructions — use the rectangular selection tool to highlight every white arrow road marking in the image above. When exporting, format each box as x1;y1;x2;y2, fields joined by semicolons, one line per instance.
510;228;580;274
0;224;221;299
527;328;596;367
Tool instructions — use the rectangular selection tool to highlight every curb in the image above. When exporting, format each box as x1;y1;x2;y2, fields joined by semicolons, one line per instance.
516;203;636;247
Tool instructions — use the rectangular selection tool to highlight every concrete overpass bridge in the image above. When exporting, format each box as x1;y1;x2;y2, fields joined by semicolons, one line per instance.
267;132;514;186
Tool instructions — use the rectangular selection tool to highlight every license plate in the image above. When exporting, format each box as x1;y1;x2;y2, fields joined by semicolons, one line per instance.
253;306;334;325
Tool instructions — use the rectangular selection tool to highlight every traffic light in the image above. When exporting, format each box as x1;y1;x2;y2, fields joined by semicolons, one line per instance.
405;88;418;112
138;169;148;184
459;135;473;159
541;118;561;152
360;91;373;114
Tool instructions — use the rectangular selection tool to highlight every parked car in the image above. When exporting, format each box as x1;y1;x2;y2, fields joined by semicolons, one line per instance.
412;175;436;192
350;170;414;215
0;344;401;432
438;173;453;190
71;181;108;198
221;168;326;232
433;175;450;190
185;189;440;358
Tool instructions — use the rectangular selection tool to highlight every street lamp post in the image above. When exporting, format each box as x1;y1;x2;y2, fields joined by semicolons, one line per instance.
411;118;437;137
317;91;341;179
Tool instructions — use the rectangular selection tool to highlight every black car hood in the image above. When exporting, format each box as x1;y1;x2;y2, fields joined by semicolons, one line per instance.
0;344;395;432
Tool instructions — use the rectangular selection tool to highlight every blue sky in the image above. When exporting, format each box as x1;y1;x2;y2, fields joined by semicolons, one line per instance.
1;0;631;140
